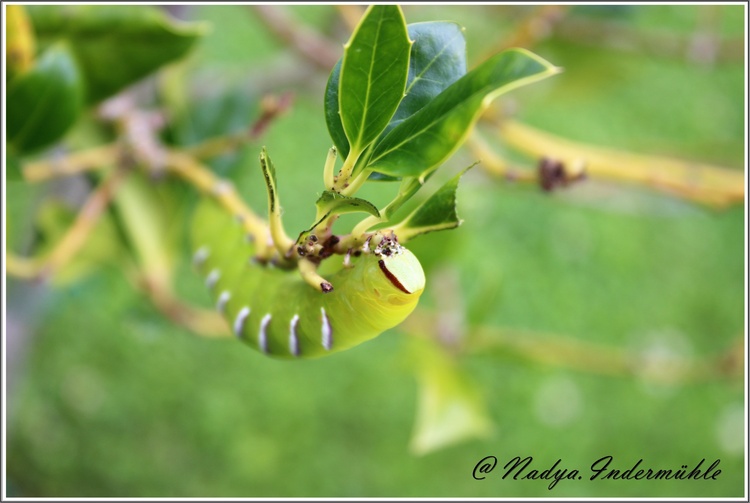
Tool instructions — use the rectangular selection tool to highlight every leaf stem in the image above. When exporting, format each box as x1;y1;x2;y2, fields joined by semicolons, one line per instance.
184;92;294;160
403;309;744;383
323;146;337;189
351;214;382;237
340;167;370;197
132;267;230;336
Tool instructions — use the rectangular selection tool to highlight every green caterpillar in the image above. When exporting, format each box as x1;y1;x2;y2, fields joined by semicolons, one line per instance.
191;197;425;359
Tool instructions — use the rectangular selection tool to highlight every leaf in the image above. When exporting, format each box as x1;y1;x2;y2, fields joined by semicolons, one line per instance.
385;21;467;136
392;165;475;242
368;171;401;182
408;337;494;456
7;42;84;153
27;5;206;103
303;190;380;239
326;20;467;164
368;48;560;178
259;147;280;214
338;5;411;158
312;190;380;228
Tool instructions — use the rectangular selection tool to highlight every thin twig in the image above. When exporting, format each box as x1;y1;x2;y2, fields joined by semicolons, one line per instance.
402;309;743;384
7;167;130;280
138;273;230;337
488;119;745;207
468;325;743;384
184;92;295;160
163;150;273;257
22;143;118;183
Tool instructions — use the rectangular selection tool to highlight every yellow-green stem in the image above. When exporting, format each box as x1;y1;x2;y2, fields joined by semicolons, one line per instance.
351;213;382;237
340;168;370;197
323;146;337;189
333;148;361;192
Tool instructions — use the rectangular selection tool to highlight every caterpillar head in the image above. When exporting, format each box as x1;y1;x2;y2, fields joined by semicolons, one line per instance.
364;241;425;311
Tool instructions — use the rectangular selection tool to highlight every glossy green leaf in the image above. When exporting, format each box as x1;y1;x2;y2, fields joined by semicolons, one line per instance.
303;190;380;240
326;21;467;164
309;191;380;233
7;42;84;153
368;171;401;182
324;59;350;159
338;5;411;158
27;5;205;103
392;166;474;242
368;48;560;178
408;337;494;456
385;22;466;136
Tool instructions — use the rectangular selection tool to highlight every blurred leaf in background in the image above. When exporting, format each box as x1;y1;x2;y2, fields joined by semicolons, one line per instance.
6;5;205;155
26;5;206;103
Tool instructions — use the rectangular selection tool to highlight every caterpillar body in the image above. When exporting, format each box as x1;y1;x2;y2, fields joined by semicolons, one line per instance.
191;197;425;359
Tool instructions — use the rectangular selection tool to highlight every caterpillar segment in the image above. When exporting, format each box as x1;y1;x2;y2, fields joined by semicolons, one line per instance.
191;198;425;359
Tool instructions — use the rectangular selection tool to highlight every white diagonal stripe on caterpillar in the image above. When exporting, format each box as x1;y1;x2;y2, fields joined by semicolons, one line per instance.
205;268;221;289
289;314;300;357
216;290;231;313
193;246;210;266
259;313;272;353
234;306;250;337
321;307;333;351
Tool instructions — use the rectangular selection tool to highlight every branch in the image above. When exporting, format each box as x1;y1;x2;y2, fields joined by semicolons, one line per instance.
466;132;538;184
402;309;744;384
184;92;295;160
163;150;273;258
485;119;745;207
138;272;230;337
22;143;117;182
7;167;129;280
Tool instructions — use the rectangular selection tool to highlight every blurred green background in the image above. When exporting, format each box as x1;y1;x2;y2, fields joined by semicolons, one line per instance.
6;4;746;497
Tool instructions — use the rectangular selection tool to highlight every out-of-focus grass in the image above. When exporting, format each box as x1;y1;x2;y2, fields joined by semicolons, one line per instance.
6;4;745;498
